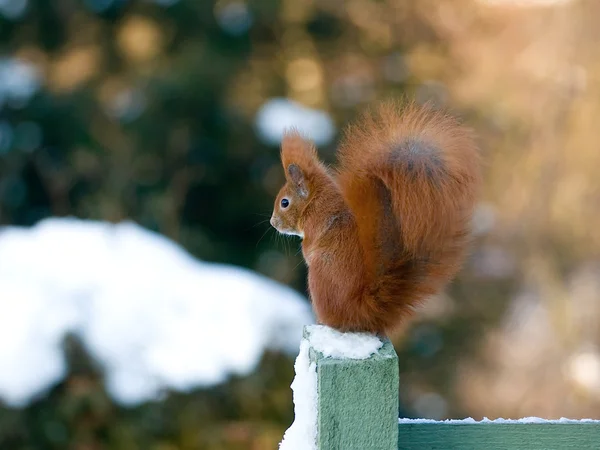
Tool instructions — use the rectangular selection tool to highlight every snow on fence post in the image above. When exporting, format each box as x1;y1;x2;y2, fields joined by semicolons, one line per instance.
397;418;600;449
305;325;399;450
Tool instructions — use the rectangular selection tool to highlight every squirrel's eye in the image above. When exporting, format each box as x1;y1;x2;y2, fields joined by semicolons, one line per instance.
281;198;290;209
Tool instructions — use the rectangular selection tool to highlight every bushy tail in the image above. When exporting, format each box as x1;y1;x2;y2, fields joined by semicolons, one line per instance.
336;101;481;330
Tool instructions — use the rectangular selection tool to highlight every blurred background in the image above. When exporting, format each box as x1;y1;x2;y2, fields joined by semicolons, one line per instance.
1;0;600;448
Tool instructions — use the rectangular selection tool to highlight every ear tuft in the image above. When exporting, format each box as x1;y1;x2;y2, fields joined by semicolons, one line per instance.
280;131;319;170
280;129;323;199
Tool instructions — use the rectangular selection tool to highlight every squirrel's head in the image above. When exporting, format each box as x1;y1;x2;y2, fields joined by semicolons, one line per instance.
270;131;321;238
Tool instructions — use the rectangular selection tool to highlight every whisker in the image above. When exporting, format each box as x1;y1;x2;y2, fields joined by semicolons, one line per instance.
293;257;306;271
251;219;271;229
256;226;272;247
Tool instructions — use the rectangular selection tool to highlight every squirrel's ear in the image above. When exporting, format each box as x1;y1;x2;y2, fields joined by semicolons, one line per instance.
287;164;309;198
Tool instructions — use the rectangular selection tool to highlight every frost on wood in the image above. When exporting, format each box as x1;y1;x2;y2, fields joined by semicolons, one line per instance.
0;218;313;407
398;417;600;424
279;325;384;449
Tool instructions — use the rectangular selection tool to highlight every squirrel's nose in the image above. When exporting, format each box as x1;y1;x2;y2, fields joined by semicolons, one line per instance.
269;217;275;227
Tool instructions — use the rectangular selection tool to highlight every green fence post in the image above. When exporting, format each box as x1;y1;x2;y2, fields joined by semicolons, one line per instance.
305;326;399;450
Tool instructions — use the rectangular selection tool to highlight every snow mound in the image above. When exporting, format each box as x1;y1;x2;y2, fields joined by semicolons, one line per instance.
307;324;382;359
0;217;313;407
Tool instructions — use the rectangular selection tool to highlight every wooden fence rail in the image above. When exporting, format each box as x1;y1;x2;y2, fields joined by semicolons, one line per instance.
303;325;600;450
397;420;600;450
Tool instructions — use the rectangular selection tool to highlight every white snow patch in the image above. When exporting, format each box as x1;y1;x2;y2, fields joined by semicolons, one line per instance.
255;98;335;146
307;324;383;359
0;57;41;109
398;417;600;424
0;217;313;407
279;339;318;450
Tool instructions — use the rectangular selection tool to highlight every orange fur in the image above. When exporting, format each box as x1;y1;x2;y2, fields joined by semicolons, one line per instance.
270;101;481;334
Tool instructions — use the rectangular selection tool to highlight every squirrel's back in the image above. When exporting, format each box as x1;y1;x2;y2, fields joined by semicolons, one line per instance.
335;101;481;331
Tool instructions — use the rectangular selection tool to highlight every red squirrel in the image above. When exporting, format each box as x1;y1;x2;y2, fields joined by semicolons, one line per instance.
270;101;481;334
